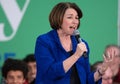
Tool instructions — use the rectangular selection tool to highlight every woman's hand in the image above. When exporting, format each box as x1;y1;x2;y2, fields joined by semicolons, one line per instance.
74;42;87;58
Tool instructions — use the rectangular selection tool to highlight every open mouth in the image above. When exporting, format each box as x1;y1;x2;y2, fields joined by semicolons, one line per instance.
69;26;76;29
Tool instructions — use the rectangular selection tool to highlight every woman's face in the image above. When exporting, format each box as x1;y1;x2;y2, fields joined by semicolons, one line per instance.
61;8;79;35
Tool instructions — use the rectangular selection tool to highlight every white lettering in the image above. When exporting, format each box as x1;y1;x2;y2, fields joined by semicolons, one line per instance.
0;0;30;41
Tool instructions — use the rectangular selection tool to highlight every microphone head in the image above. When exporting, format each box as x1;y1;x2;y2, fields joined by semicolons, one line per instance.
73;30;80;36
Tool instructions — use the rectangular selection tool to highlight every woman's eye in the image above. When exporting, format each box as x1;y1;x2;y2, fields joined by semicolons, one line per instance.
67;16;79;19
75;17;79;19
67;17;72;19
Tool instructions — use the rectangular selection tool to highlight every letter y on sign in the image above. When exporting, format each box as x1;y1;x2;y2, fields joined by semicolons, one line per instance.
0;0;30;41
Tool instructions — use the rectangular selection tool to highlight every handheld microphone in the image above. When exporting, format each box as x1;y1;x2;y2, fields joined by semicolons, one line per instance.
73;30;87;57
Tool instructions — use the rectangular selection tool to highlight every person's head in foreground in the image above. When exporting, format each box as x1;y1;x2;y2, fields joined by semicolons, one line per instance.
2;58;28;84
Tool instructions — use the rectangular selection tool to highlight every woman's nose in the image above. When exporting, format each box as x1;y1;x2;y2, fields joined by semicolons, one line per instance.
72;18;79;24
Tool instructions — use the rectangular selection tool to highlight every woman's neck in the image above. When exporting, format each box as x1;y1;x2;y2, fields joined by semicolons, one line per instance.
57;29;72;52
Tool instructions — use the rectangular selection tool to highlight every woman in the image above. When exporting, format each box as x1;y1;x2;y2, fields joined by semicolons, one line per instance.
35;2;103;84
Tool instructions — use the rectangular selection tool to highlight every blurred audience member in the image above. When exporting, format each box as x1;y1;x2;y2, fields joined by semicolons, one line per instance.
23;54;36;84
103;44;120;84
91;61;113;84
99;67;113;84
1;58;28;84
113;68;120;84
91;61;103;72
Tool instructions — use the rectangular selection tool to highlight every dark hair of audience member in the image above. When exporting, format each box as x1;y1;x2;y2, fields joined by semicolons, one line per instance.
23;54;35;63
2;58;28;79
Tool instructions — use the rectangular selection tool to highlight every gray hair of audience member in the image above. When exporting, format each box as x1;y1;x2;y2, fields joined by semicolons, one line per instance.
104;44;120;57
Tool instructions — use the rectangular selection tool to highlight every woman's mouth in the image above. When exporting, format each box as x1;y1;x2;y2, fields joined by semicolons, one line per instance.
69;26;76;29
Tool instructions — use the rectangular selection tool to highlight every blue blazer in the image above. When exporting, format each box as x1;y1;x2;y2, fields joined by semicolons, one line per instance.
35;30;95;84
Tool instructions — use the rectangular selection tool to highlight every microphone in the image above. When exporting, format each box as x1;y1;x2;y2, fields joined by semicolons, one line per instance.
73;30;87;57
